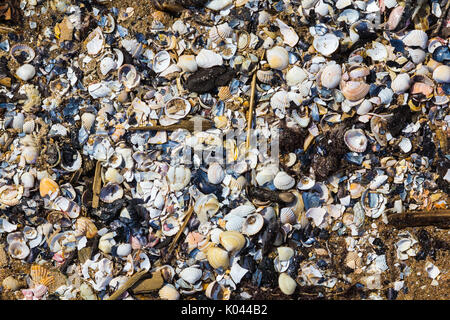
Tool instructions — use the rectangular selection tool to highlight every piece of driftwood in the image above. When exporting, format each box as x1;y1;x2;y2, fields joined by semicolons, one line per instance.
106;268;148;300
129;119;213;132
388;210;450;229
91;160;102;209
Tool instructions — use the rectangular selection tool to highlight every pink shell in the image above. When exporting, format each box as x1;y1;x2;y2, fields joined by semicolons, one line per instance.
387;6;404;31
32;284;48;298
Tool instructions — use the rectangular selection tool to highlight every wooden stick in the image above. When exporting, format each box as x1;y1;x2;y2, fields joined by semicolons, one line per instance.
388;210;450;229
129;119;213;132
245;72;257;150
106;268;148;300
166;205;194;258
91;161;102;209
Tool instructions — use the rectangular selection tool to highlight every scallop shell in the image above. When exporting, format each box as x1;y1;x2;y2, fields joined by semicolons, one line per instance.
341;80;370;101
177;55;198;73
205;281;225;300
10;44;35;63
402;30;428;49
408;48;426;64
224;215;245;232
75;217;98;239
266;46;289;70
8;241;30;260
81;112;96;131
242;214;264;236
391;73;411;94
167;165;191;191
159;284;180;300
164;97;191;120
207;162;225;184
118;64;140;90
270;91;290;110
273;171;295;190
207;247;230;269
209;23;232;42
313;33;339;56
433;65;450;83
228;204;256;217
180;267;202;284
217;86;232;101
344;129;367;153
278;273;296;295
30;265;54;287
237;31;250;51
219;231;246;252
286;66;308;86
320;63;342;89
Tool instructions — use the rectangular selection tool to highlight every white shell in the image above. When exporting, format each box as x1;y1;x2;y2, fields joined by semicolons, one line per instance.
313;33;339;56
402;30;428;49
344;129;367;153
286;66;308;86
278;273;296;295
280;207;297;224
398;137;412;153
167;166;191;191
21;172;35;188
153;51;171;73
320;63;342;89
277;247;294;261
297;176;315;190
164;97;191;119
266;46;289;70
194;194;220;223
433;65;450;83
225;215;245;232
356;99;373;115
177;55;198;73
196;49;223;68
306;207;327;227
99;56;117;75
116;243;132;257
408;48;426;64
8;241;30;259
81;112;96;131
256;165;279;186
86;27;104;56
206;0;232;11
180;267;202;284
273;171;295;190
209;23;232;42
159;284;180;300
207;162;225;184
391;73;411;94
228;204;256;217
270;91;290;110
276;19;299;47
366;41;387;61
241;214;264;236
16;64;36;81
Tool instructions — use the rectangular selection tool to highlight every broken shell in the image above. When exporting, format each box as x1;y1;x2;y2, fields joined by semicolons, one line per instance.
320;63;342;89
23;226;37;240
344;129;367;153
306;207;327;227
266;46;289;70
402;30;428;49
85;27;105;56
387;5;404;30
99;183;123;203
118;64;140;90
162;216;180;236
398;137;412;153
205;281;225;300
391;73;411;94
180;267;202;284
167;165;191;191
98;232;115;254
209;23;232;42
159;284;180;300
196;49;223;68
219;231;246;252
16;64;36;81
10;44;35;63
313;33;339;56
433;65;450;83
207;162;225;184
237;31;250;51
177;55;198;73
242;214;264;236
61;150;82;172
194;194;220;224
74;217;98;239
165;97;191;120
153;50;171;73
8;241;30;260
273;171;295;190
278;273;296;295
207;247;230;269
0;185;23;206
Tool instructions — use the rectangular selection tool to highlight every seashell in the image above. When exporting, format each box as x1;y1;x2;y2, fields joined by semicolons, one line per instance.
196;49;223;68
273;171;295;190
153;50;171;73
391;73;411;94
219;43;237;60
10;44;35;63
30;265;53;287
162;216;180;236
206;0;233;11
23;226;37;240
22;119;35;134
237;31;250;51
164;97;191;120
320;63;342;89
98;232;115;254
280;207;297;224
242;214;264;236
270;91;290;110
255;165;279;186
341;80;370;101
207;247;230;269
297;176;315;190
75;217;98;239
408;48;426;64
85;27;105;56
313;33;339;56
104;167;123;184
387;5;404;30
194;194;220;223
278;273;296;295
21;172;35;189
402;30;428;49
118;64;140;90
286;66;308;86
81;113;96;131
159;284;180;300
207;162;225;184
16;64;35;81
306;207;327;227
0;185;23;206
277;247;294;261
61;150;82;172
22;146;38;164
217;86;232;101
228;204;256;218
177;55;198;72
398;137;412;153
167;165;191;191
180;267;202;284
266;46;289;70
302;0;319;9
219;231;245;252
2;276;21;291
337;8;360;24
276;19;299;47
205;281;225;300
8;241;30;260
433;65;450;83
99;182;123;203
99;56;117;76
7;232;25;245
115;243;132;257
366;41;387;61
52;197;80;218
344;129;367;153
225;215;245;232
378;87;394;105
209;23;232;42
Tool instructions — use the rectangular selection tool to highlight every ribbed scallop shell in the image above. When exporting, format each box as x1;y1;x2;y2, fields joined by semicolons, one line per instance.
270;91;290;110
278;273;296;295
180;267;202;284
217;86;232;101
280;207;297;224
273;171;295;190
159;284;180;300
341;80;370;101
209;23;232;42
402;30;428;49
219;231;245;252
344;129;368;153
30;265;54;287
207;247;230;269
256;70;274;84
207;162;225;184
242;214;264;236
320;63;342;89
224;215;245;232
75;217;98;239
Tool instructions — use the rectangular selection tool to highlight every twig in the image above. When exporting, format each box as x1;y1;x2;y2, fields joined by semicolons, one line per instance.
128;119;213;132
106;269;148;300
388;210;450;229
0;26;15;33
91;160;102;209
246;72;257;149
166;205;194;260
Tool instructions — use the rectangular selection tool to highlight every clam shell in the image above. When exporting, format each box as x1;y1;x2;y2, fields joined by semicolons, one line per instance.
219;231;245;252
286;66;308;86
205;281;225;300
320;63;342;89
242;214;264;236
180;267;202;284
313;33;339;56
164;97;191;120
81;112;96;131
228;204;256;217
194;194;219;223
306;207;327;227
209;23;232;42
207;247;230;269
153;50;171;73
0;185;23;207
273;171;295;190
433;65;450;83
23;226;37;240
387;5;404;30
270;91;290;111
8;241;30;260
207;162;225;184
256;69;274;84
167;165;191;191
75;217;98;239
10;44;35;63
402;30;428;49
408;48;426;64
277;247;294;261
297;176;315;190
225;215;245;232
278;273;296;295
85;27;104;56
276;18;299;47
162;216;180;236
266;46;289;70
159;284;180;300
118;64;140;90
100;183;123;203
341;80;370;101
21;172;35;188
344;129;367;153
177;55;198;73
391;73;410;94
